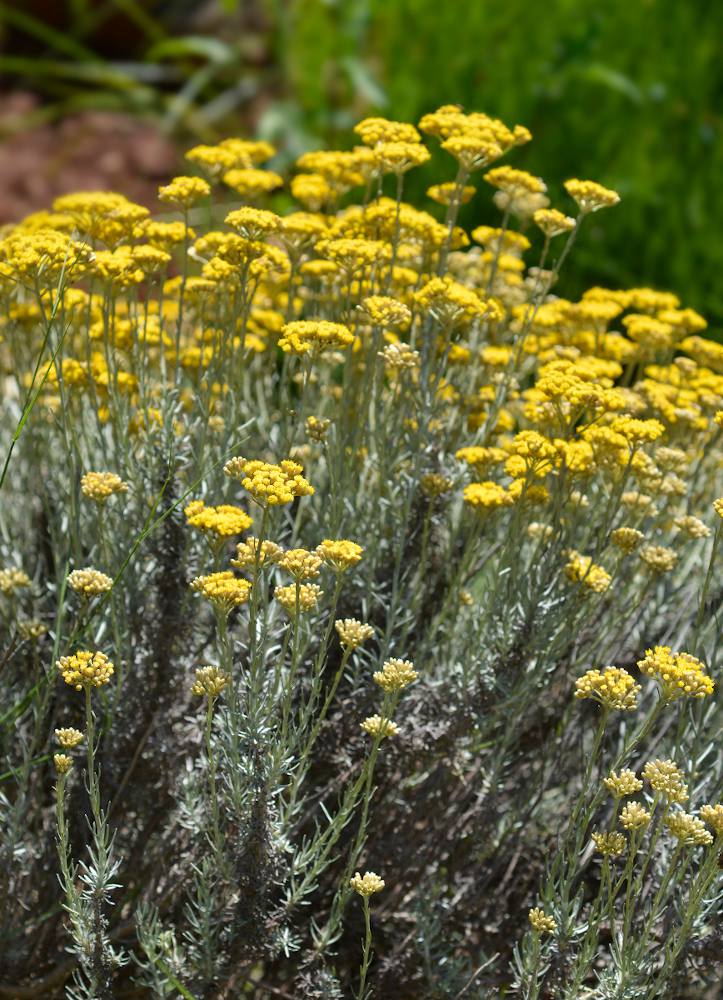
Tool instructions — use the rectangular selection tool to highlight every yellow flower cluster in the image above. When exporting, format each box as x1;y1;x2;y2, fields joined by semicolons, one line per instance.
637;646;714;701
360;715;399;739
57;650;114;691
274;583;323;615
315;539;364;572
191;665;229;699
55;727;84;749
592;830;627;856
665;812;713;847
335;618;375;650
0;568;31;595
184;500;253;538
224;457;314;507
373;658;418;693
574;667;640;711
67;568;113;597
349;871;385;897
191;572;252;613
279;320;354;356
642;759;688;803
603;769;643;799
528;908;557;935
564;551;612;593
80;471;128;503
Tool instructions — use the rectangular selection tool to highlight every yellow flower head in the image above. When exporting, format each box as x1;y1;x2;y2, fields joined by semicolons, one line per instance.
610;527;644;554
564;178;620;213
603;769;643;799
642;759;688;803
637;646;714;701
184;500;253;539
533;208;575;238
564;551;612;593
158;176;210;209
276;548;322;580
191;572;252;613
528;908;557;934
80;471;129;503
274;583;323;616
592;830;627;856
574;667;640;711
665;811;713;847
620;802;652;831
373;658;418;694
0;568;31;595
279;319;354;356
191;665;229;699
54;754;73;776
55;727;84;749
57;650;114;691
224;457;314;507
230;537;283;570
349;871;385;897
360;715;399;740
67;568;113;598
335;618;375;650
316;539;364;572
463;481;513;512
699;804;723;838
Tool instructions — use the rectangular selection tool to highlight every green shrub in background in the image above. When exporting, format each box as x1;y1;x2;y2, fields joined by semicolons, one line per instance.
272;0;723;323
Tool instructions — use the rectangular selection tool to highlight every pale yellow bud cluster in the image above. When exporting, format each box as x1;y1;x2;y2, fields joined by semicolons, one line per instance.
80;471;128;503
665;812;713;847
274;583;323;615
191;665;229;699
603;769;643;799
642;759;688;803
0;568;31;594
54;754;73;775
276;548;322;580
592;830;627;856
230;537;283;570
699;804;723;837
305;415;331;441
528;907;557;934
360;715;399;739
315;539;363;573
620;802;652;831
639;544;678;574
335;618;375;650
349;871;385;897
55;727;84;749
67;568;113;597
373;658;418;694
378;342;420;371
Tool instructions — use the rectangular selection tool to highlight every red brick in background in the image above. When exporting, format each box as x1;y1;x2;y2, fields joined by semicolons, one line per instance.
0;93;180;224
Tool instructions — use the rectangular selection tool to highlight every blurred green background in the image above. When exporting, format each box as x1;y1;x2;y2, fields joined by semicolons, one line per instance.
1;0;722;322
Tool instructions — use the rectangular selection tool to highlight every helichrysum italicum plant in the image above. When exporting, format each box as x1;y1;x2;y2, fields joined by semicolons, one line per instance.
0;105;720;998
